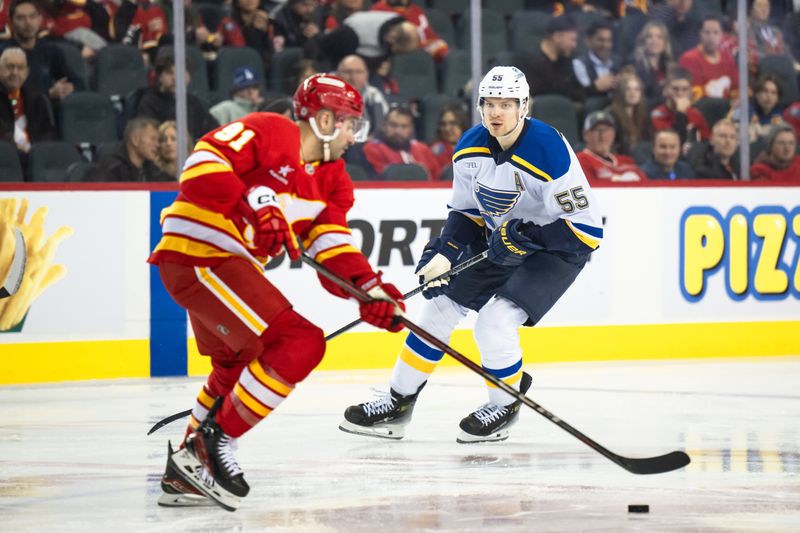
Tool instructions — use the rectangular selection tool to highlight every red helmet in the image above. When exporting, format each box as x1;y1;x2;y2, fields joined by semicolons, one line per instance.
293;73;364;121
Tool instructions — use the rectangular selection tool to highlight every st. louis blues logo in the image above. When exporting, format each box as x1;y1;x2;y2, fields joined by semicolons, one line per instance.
475;182;521;217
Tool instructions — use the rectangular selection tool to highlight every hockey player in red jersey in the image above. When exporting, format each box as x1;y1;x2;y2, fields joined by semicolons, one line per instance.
149;73;406;511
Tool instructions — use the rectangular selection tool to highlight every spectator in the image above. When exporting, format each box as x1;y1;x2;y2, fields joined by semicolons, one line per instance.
135;50;217;140
85;116;169;181
2;0;83;100
607;70;650;155
678;15;738;101
429;103;466;180
153;119;187;179
363;104;438;179
321;0;364;31
113;0;168;65
649;0;702;57
341;11;418;66
784;102;800;139
46;0;107;57
689;118;739;180
731;74;786;145
370;0;448;63
650;66;709;146
271;0;321;54
216;0;275;72
748;0;794;63
576;110;647;183
572;20;617;99
337;54;387;137
0;46;55;166
631;21;673;105
750;124;800;182
210;66;264;125
641;129;694;179
518;15;583;103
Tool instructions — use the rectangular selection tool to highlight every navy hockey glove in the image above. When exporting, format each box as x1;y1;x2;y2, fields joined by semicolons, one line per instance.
487;219;542;267
415;237;465;300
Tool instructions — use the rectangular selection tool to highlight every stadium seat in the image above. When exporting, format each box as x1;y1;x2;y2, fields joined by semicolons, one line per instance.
65;161;91;182
269;47;303;95
381;163;429;181
510;10;550;53
95;141;120;162
694;97;731;129
439;164;453;181
630;141;653;166
531;94;579;146
758;56;799;105
60;92;119;146
0;142;23;182
421;93;462;144
425;8;457;50
28;142;83;182
54;41;89;90
214;46;266;95
583;95;611;117
345;163;369;182
487;0;525;16
94;44;148;98
429;0;468;14
441;48;471;96
393;50;438;101
460;9;507;66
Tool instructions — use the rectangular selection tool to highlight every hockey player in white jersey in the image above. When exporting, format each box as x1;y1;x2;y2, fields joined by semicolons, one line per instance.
340;66;604;443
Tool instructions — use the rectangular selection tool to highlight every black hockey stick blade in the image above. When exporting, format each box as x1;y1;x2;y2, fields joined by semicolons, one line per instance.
0;228;26;299
300;253;691;475
148;409;192;435
324;250;488;341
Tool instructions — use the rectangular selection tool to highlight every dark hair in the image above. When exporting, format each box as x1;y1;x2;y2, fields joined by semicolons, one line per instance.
665;65;692;84
124;117;159;145
9;0;40;19
386;103;413;121
259;97;293;115
586;20;613;39
438;103;468;133
753;73;783;99
701;14;723;28
153;47;194;76
653;129;680;143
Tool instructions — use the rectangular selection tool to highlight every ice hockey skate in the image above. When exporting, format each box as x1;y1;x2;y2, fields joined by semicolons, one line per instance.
457;371;533;443
157;441;214;507
339;383;426;439
168;399;249;511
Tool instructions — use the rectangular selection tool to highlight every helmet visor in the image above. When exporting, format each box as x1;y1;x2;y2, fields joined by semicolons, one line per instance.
338;116;370;143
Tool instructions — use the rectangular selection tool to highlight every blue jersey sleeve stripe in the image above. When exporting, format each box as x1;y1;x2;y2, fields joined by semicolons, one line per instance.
482;359;523;379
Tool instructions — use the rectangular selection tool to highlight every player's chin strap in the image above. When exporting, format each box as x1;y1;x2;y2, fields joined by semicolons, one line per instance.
308;116;340;162
479;98;529;146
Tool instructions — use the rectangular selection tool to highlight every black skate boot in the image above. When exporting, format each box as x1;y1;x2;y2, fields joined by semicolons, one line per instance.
457;371;533;443
339;382;426;440
168;398;249;511
158;441;214;507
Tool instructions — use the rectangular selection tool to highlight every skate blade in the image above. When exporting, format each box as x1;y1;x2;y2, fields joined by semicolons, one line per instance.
456;429;510;444
338;419;406;440
157;492;215;507
169;446;241;512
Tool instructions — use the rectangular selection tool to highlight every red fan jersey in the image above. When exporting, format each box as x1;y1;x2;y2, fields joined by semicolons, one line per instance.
751;156;800;182
576;149;648;184
650;104;711;141
148;112;374;293
678;47;739;101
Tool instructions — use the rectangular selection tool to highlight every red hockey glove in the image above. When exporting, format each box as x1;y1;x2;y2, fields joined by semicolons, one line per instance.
241;186;300;260
356;272;405;332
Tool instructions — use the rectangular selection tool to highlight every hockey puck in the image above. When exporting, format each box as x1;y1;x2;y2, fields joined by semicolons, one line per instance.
628;504;649;513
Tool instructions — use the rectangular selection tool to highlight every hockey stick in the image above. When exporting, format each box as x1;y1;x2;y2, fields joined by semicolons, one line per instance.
147;251;491;435
324;250;489;341
301;252;691;475
0;228;27;299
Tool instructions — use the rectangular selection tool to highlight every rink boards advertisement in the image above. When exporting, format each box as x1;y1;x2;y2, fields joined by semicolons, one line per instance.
0;185;798;384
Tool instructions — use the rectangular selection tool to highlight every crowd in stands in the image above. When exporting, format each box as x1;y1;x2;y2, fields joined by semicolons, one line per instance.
1;0;799;183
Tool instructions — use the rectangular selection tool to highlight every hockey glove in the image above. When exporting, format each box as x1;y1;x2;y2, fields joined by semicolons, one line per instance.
356;272;406;332
487;219;542;267
414;237;466;300
241;186;300;260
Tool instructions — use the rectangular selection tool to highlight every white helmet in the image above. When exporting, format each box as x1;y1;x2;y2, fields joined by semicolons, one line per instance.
477;66;530;139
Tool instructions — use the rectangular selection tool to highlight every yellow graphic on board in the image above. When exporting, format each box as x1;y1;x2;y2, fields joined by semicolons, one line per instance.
0;198;73;332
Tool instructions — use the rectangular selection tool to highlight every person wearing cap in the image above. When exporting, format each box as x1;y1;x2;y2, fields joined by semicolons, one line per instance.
576;110;647;183
210;66;265;125
750;124;800;182
517;14;584;103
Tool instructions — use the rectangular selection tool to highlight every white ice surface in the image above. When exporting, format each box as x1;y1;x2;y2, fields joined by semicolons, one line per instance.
1;357;798;532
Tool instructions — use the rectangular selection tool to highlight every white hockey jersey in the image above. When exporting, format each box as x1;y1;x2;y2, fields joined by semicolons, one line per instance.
449;118;603;254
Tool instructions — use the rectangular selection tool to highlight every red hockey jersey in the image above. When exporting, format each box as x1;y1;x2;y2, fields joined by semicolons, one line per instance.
148;112;374;293
678;47;739;101
576;149;648;184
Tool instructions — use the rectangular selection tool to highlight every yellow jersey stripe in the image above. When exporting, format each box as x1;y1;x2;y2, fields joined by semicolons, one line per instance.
304;224;351;245
248;360;293;396
565;219;600;249
193;141;231;165
161;201;239;235
510;155;553;181
485;369;522;389
154;235;231;258
195;267;268;335
316;244;361;263
180;162;232;183
453;146;491;161
399;347;437;374
234;383;272;417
